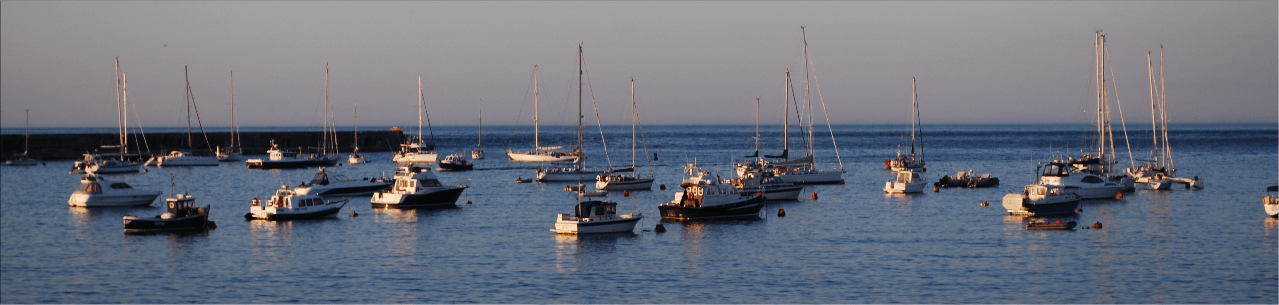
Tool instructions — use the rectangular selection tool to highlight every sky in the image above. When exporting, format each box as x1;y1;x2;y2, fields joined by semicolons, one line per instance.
1;1;1275;128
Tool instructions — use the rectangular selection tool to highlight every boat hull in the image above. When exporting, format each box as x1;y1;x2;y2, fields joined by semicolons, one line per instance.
371;187;466;208
1266;203;1279;217
251;203;344;220
551;215;642;234
774;170;843;185
69;192;161;207
884;180;927;193
88;162;141;174
123;207;210;232
595;178;654;191
438;162;474;171
537;170;603;182
658;197;764;220
392;152;438;164
297;181;390;197
1002;193;1080;216
246;157;339;169
155;156;221;167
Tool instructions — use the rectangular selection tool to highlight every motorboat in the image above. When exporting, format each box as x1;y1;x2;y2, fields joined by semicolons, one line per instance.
884;169;927;194
438;153;474;171
392;76;440;164
123;192;211;232
370;165;467;209
6;109;40;166
1027;220;1078;230
551;193;642;234
1002;184;1081;216
246;140;339;169
934;170;1000;188
69;175;161;207
151;150;221;167
1038;162;1124;200
538;165;603;182
247;186;347;220
659;164;764;220
507;65;580;163
293;167;390;197
1264;186;1277;217
728;171;802;201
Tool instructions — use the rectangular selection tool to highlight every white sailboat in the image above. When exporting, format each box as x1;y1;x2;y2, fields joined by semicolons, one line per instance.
5;109;39;166
87;58;142;174
596;79;655;191
536;44;602;182
218;71;243;162
1125;47;1199;190
151;66;220;167
472;101;485;160
246;64;340;169
883;76;929;193
1066;31;1133;190
348;101;366;164
508;65;579;162
392;76;439;164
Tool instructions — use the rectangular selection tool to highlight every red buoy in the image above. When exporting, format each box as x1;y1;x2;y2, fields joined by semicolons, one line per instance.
981;201;989;206
777;209;786;217
1115;193;1123;199
660;184;667;190
623;190;630;197
811;193;818;200
1092;222;1103;229
933;186;939;192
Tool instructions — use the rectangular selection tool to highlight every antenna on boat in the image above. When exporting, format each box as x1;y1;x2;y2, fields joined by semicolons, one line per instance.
169;173;176;196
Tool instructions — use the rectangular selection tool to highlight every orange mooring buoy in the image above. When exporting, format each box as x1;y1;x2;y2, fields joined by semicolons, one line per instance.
351;211;358;217
777;209;786;217
466;200;472;205
884;159;891;170
655;224;666;233
933;186;939;192
1115;193;1123;200
811;193;818;200
1092;222;1103;229
660;184;666;190
838;179;845;184
981;201;989;206
623;190;630;197
1076;208;1083;212
144;168;149;173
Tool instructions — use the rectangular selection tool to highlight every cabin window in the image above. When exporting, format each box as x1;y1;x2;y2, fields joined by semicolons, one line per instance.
1049;188;1062;195
109;183;132;189
78;183;103;194
421;180;442;187
1081;176;1104;183
1032;188;1046;196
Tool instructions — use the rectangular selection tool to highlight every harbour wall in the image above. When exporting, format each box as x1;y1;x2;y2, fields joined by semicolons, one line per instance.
0;130;405;160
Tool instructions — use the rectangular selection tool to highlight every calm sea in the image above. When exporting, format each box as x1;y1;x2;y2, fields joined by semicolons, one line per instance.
2;123;1276;303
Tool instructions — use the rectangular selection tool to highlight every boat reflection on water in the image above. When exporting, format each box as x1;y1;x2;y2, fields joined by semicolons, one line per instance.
553;232;635;273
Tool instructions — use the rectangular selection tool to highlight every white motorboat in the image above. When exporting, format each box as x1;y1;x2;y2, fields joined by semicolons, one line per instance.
659;164;765;220
551;193;642;234
69;175;161;207
438;153;474;171
1264;186;1278;217
884;169;928;194
508;65;580;163
729;171;803;201
1039;162;1124;200
393;76;440;164
1002;184;1082;216
293;167;390;197
123;193;211;232
371;165;467;209
247;140;339;169
6;109;40;166
247;186;346;220
596;79;656;191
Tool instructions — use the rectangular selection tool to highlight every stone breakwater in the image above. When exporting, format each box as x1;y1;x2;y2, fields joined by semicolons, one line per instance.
0;130;404;160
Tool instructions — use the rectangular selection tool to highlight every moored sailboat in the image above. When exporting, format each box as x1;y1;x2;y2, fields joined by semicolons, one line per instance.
151;66;220;167
218;71;243;162
596;79;655;191
392;76;440;164
5;109;40;166
508;65;580;163
536;45;602;182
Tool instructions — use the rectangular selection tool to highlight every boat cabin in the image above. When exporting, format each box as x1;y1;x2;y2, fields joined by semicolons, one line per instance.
895;171;922;183
1042;162;1071;177
164;193;202;218
74;176;134;194
392;166;444;193
574;200;617;219
266;188;327;209
1024;185;1076;201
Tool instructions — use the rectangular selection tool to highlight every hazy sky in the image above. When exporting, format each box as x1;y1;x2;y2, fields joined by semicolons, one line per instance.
2;1;1275;128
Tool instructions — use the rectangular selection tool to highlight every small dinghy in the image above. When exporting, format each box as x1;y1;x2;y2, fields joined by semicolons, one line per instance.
934;170;1000;188
1026;220;1077;230
122;193;212;232
437;153;474;171
247;186;347;220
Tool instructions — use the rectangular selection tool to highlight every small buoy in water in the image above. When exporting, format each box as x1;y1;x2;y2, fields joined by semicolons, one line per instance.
144;168;149;173
207;221;217;229
623;190;630;197
338;163;342;166
981;201;989;207
933;186;939;192
838;179;845;184
653;153;658;160
1055;220;1061;224
659;184;666;190
42;162;47;166
466;200;472;205
811;193;818;200
1092;222;1103;229
655;224;666;233
777;209;786;217
1115;193;1123;199
350;211;359;217
1076;208;1083;213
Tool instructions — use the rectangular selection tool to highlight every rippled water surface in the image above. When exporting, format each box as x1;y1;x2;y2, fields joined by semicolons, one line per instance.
2;124;1276;303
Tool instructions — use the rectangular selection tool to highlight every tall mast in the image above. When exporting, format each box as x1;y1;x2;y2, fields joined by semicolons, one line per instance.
910;76;918;159
354;101;359;152
24;109;29;154
185;66;193;150
121;72;129;159
115;58;124;160
477;100;482;149
230;71;238;151
533;65;540;151
631;78;636;170
801;25;815;157
417;75;424;149
755;98;760;159
1094;31;1104;159
783;70;790;156
1147;51;1158;167
323;63;331;155
577;44;584;162
1159;45;1174;172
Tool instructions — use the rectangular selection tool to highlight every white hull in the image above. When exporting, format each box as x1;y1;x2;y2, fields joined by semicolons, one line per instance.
471;150;485;160
393;152;438;164
775;170;843;185
1072;185;1125;199
507;151;578;162
551;214;642;234
1266;203;1279;217
884;180;927;193
88;162;140;174
537;169;602;182
69;192;161;207
155;156;221;167
595;179;654;191
348;154;365;164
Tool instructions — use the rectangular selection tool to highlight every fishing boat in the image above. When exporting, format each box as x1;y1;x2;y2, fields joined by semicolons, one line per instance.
6;109;40;166
934;170;1000;188
535;45;602;182
1265;186;1278;217
123;192;212;232
1125;47;1200;190
884;169;927;194
508;65;580;162
729;171;803;201
596;79;655;191
348;101;366;164
659;164;765;220
246;186;347;220
551;193;642;234
1002;184;1082;216
151;66;220;167
370;165;467;209
472;102;485;160
293;167;390;197
1038;162;1123;200
68;174;162;207
1027;220;1078;230
219;71;243;162
392;76;439;164
247;65;341;169
438;153;474;171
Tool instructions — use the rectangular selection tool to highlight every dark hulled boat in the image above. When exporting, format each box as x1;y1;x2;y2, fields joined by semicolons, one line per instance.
659;164;765;220
122;193;212;232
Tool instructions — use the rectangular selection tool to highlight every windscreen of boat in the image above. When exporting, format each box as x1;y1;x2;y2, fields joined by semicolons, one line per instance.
109;183;132;189
311;171;330;185
77;183;103;194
